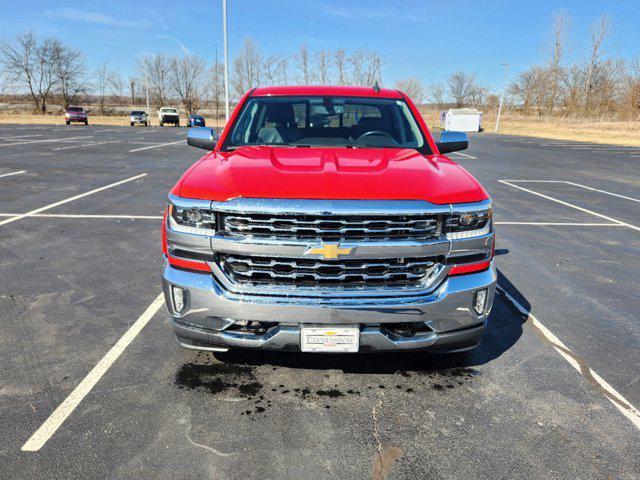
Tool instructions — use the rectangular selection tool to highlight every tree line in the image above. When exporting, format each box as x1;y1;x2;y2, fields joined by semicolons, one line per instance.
1;15;639;120
509;14;640;119
0;32;491;117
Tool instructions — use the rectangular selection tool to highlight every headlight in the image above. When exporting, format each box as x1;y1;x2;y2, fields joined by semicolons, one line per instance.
168;203;216;235
446;207;492;239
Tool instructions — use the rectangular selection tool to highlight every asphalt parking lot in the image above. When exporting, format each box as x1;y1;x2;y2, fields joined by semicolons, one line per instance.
1;124;639;479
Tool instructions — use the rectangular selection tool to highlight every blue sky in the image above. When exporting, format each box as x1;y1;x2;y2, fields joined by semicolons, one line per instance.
1;0;638;92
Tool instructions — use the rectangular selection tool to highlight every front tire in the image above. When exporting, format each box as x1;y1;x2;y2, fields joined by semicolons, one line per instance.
130;122;134;126
85;120;88;125
66;120;70;125
160;121;164;127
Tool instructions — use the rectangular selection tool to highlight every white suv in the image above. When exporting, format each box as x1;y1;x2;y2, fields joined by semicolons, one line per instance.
158;107;180;127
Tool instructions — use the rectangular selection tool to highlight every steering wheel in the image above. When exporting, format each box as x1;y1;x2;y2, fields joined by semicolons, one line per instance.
355;130;393;142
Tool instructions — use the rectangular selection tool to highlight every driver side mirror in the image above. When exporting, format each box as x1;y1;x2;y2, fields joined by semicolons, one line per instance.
187;127;217;150
436;131;468;154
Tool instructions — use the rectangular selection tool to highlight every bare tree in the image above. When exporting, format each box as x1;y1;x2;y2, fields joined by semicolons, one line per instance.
395;77;424;104
95;61;110;115
348;49;382;85
583;15;610;111
50;39;86;109
139;53;172;108
509;67;547;114
544;13;569;114
128;77;138;106
448;71;481;107
171;54;206;114
232;38;262;97
315;50;331;85
0;71;14;102
107;71;124;103
625;56;640;117
262;55;286;85
428;83;446;109
296;45;312;84
334;49;348;84
208;62;224;120
0;31;59;114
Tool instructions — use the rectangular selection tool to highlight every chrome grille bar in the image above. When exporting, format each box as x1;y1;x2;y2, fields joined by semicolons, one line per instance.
221;213;441;241
219;254;441;289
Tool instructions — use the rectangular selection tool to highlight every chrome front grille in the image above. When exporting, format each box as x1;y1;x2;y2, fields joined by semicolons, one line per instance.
219;254;441;290
221;213;442;242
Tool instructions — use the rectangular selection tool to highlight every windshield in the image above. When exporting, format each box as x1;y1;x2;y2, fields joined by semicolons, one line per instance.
67;107;84;112
131;111;144;115
162;108;178;113
225;96;428;151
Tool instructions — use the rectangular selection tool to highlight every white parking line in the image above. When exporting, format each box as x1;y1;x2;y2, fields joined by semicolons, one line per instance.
497;287;640;431
53;140;122;151
0;170;27;178
21;294;165;452
0;134;43;140
0;173;147;227
501;179;640;207
134;129;161;134
449;152;477;159
0;213;162;219
129;140;183;152
495;222;623;226
562;181;640;204
0;136;92;147
498;180;640;232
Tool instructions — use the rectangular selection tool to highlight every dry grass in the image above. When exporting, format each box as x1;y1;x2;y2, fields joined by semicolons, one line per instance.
420;109;640;147
1;111;639;147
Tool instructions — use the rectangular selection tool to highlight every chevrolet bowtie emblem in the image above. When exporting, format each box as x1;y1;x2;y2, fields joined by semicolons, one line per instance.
304;243;354;260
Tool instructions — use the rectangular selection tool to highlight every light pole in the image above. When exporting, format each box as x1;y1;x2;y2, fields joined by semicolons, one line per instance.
222;0;230;121
144;70;151;126
214;43;219;125
494;63;509;133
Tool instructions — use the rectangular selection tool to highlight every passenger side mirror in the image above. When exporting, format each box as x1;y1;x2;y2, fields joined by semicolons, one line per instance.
436;131;468;154
187;127;217;150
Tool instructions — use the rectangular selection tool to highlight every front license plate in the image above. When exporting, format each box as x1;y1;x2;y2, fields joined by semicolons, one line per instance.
300;327;359;353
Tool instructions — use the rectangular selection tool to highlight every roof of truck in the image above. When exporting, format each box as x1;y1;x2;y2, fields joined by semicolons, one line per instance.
250;85;404;98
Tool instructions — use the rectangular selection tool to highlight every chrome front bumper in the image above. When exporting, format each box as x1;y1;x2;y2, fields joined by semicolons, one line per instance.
162;262;496;353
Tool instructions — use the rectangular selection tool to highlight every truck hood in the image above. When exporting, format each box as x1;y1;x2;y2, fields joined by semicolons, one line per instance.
175;146;488;205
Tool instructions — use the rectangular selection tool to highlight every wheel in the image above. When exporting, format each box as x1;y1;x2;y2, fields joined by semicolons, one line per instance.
160;121;164;127
175;121;180;127
144;121;148;126
130;122;134;127
66;121;70;125
85;120;88;125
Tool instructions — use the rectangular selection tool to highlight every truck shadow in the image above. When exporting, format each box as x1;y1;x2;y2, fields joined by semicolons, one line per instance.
210;270;529;375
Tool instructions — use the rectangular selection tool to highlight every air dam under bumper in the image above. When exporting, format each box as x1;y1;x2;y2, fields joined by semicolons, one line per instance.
162;262;496;353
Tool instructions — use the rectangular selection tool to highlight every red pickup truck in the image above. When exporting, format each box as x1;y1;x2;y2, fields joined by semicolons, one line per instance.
162;86;495;354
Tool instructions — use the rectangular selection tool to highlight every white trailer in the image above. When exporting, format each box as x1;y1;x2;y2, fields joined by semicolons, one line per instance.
441;108;483;132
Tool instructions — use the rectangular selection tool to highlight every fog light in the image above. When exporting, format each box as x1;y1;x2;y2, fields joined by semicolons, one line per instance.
473;289;487;315
172;286;186;313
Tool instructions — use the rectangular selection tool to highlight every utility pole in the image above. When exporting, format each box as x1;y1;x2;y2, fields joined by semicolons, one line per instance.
222;0;230;121
144;70;151;127
494;63;509;133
